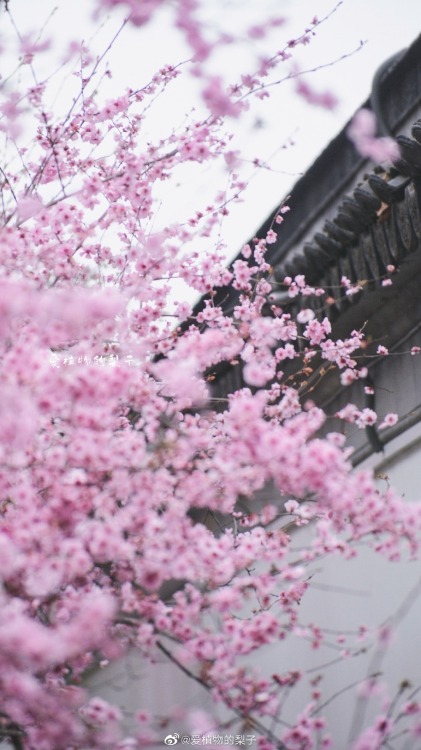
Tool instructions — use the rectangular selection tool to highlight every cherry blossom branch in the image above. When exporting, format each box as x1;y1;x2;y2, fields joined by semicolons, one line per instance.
238;41;365;104
156;639;289;748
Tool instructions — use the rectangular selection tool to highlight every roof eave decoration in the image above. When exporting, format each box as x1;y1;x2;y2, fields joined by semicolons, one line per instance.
201;35;421;422
200;34;421;324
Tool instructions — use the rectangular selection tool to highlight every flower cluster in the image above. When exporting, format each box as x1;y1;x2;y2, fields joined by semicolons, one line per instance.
0;2;419;750
347;108;400;164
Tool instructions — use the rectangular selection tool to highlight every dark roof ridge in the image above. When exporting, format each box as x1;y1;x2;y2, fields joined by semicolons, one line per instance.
203;34;421;318
265;32;421;271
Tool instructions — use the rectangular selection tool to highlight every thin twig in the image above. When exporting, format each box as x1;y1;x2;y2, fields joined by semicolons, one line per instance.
156;639;289;748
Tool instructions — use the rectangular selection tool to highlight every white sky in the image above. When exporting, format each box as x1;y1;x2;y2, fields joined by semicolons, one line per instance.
2;0;420;263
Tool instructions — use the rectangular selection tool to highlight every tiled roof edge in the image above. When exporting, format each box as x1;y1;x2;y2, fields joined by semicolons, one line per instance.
202;34;421;318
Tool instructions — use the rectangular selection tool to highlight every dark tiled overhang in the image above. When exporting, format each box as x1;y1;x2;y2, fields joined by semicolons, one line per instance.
202;35;421;313
202;34;421;442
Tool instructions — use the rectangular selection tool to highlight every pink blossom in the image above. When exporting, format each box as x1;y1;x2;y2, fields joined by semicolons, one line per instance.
379;413;398;429
295;79;338;110
80;696;122;726
243;360;274;387
17;194;44;221
284;500;299;513
297;308;315;324
351;716;394;750
265;229;277;244
347;109;400;164
202;76;243;118
356;408;377;427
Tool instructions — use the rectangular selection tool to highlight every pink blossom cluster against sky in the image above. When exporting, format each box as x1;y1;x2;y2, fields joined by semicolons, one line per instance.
3;0;420;266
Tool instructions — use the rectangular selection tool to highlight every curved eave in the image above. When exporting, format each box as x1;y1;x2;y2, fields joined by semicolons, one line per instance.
195;34;421;317
204;35;421;407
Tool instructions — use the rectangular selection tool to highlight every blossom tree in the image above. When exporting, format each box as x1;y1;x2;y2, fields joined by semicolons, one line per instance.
0;1;420;749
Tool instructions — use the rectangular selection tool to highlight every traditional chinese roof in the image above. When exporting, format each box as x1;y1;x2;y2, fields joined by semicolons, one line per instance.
206;33;421;461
